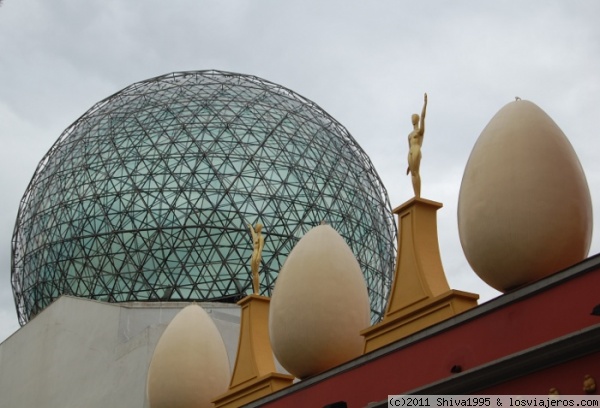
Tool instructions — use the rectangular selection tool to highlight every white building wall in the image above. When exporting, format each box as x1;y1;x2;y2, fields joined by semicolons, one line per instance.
0;296;241;408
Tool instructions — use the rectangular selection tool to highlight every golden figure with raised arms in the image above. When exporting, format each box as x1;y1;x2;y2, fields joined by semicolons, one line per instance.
249;223;264;294
406;93;428;197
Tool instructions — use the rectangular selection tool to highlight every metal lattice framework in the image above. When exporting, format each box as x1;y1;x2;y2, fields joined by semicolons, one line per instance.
11;70;397;325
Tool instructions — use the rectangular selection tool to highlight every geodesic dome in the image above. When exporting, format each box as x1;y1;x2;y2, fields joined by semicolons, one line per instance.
11;70;396;325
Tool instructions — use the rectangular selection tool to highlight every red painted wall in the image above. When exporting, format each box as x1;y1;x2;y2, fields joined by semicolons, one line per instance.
479;351;600;395
257;264;600;408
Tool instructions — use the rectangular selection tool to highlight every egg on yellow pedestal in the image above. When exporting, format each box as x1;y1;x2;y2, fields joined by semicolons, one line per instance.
147;304;231;408
269;224;371;379
458;99;593;292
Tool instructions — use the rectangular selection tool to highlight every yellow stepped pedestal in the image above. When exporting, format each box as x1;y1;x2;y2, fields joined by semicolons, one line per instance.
212;295;294;408
362;198;479;353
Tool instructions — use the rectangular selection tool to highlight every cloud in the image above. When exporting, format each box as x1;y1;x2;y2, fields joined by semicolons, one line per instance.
0;0;599;341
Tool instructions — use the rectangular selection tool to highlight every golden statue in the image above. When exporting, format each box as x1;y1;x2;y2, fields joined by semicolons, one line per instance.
249;223;264;294
583;374;597;393
406;93;428;198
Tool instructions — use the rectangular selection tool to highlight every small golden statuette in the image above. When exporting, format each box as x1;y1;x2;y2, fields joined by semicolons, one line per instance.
249;223;264;294
584;374;597;394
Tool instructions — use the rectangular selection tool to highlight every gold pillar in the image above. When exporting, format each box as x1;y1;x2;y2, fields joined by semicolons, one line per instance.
361;197;479;353
212;295;294;408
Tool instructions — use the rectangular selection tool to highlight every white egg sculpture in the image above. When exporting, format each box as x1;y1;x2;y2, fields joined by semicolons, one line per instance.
458;99;592;292
269;224;371;379
147;304;231;408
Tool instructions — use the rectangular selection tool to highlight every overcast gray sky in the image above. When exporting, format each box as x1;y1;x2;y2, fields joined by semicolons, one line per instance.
1;1;599;342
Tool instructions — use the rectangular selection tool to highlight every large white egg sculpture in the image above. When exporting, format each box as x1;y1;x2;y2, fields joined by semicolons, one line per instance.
458;99;592;292
147;304;231;408
269;224;371;379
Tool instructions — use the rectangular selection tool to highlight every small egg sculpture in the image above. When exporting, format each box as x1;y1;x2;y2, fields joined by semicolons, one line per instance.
269;224;371;379
147;304;230;408
458;99;592;292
